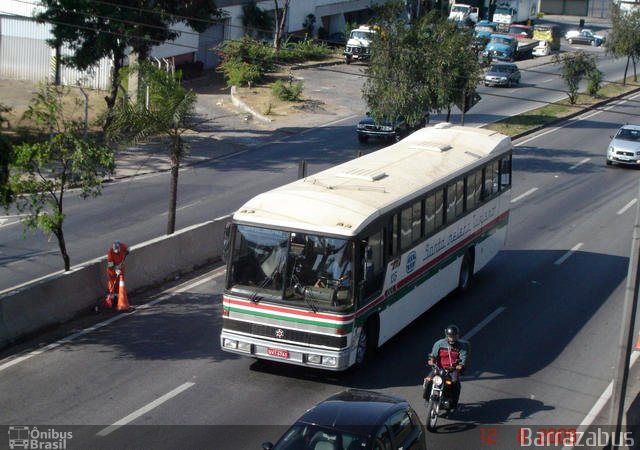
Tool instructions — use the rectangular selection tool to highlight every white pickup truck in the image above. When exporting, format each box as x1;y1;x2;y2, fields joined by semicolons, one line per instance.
448;3;479;25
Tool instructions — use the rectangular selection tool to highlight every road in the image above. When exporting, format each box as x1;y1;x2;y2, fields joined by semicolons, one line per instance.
0;45;633;292
1;91;639;449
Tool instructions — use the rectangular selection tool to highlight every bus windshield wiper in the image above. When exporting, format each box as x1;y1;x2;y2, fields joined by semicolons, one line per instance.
303;288;319;313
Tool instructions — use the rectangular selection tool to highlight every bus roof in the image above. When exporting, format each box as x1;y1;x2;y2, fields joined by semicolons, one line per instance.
233;123;512;236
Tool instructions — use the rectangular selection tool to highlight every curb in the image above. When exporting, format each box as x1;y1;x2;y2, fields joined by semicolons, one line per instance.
229;57;345;124
509;83;640;141
230;85;272;124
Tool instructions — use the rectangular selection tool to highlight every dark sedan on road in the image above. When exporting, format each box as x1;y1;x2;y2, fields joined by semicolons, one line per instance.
484;62;521;87
565;29;605;46
261;389;427;450
357;113;427;143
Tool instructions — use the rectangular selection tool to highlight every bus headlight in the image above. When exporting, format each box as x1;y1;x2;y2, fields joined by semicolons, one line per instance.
322;356;337;367
223;338;238;349
307;354;322;364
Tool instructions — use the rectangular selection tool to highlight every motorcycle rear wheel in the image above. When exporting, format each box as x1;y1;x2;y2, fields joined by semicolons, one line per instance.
426;399;439;431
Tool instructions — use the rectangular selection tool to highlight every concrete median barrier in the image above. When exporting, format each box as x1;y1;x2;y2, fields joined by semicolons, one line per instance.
0;215;231;349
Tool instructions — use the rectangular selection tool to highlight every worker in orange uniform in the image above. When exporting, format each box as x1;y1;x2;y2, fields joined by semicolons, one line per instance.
105;241;129;309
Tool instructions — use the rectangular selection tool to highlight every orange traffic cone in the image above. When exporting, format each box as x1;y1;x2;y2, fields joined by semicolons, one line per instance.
116;273;132;311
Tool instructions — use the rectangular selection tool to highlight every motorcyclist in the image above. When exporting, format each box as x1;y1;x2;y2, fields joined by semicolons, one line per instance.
422;324;470;411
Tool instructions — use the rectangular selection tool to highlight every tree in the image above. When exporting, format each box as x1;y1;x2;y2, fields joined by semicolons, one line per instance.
363;4;481;127
0;103;12;206
106;63;197;235
273;0;291;51
36;0;222;124
606;4;640;84
555;51;600;104
242;0;274;40
7;85;114;271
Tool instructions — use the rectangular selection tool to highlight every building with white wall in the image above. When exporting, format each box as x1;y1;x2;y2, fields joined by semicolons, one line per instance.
0;0;388;88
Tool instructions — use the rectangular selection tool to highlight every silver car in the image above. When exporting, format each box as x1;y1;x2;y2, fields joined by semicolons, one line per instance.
606;124;640;167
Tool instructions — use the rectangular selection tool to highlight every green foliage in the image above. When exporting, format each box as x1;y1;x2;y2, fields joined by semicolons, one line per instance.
587;67;604;96
363;7;481;127
0;103;13;206
217;37;331;87
106;62;197;234
219;57;263;87
277;38;332;62
555;51;599;104
303;14;316;34
242;0;274;39
217;37;276;86
606;5;640;83
8;85;114;270
272;80;304;101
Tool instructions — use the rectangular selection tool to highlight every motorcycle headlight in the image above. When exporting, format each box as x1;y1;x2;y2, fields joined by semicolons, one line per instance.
433;375;444;386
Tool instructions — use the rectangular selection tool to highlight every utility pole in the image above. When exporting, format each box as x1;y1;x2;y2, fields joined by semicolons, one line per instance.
610;180;640;449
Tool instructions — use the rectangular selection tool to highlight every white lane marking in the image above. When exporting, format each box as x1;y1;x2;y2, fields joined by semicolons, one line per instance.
0;268;226;373
511;187;538;203
618;198;638;215
516;92;640;147
97;382;195;437
561;352;640;450
569;158;590;170
463;307;506;340
542;78;555;83
553;243;584;265
300;114;361;136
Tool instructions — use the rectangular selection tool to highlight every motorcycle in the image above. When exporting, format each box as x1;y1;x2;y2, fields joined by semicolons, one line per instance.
423;364;457;431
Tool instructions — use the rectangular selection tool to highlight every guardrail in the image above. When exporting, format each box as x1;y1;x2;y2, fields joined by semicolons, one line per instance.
0;215;231;350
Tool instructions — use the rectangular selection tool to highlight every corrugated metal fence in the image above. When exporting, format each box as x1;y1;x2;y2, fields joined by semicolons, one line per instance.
0;15;112;90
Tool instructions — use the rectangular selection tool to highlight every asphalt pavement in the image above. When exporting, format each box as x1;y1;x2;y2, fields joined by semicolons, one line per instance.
3;13;639;436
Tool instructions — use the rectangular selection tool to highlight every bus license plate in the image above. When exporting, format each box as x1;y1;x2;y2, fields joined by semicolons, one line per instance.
267;348;289;359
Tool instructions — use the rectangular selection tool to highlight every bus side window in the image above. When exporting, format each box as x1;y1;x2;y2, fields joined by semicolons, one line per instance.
362;230;384;299
500;155;512;188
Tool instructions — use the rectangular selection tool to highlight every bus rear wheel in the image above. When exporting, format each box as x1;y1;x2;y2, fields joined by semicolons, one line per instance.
457;251;474;294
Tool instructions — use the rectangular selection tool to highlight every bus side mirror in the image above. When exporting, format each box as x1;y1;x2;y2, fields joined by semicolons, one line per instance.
222;222;232;263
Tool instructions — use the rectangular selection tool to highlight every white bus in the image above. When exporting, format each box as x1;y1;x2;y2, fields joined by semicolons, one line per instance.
220;123;512;371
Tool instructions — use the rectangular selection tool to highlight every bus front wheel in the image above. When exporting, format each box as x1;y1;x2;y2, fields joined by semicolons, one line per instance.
457;251;474;294
355;319;378;367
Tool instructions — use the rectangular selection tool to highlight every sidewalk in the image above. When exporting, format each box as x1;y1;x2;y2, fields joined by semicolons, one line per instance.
113;58;355;180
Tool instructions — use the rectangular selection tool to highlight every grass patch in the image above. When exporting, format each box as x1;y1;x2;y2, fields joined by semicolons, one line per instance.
484;76;640;136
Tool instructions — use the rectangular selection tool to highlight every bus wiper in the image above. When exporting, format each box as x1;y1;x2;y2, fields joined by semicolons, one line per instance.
250;256;285;303
303;288;319;313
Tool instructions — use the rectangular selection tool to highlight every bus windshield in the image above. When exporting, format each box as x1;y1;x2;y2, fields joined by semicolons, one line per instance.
494;6;512;15
228;225;354;311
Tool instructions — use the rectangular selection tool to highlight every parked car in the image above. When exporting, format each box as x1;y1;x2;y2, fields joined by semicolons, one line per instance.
533;23;561;51
484;62;521;87
473;20;497;50
482;34;517;62
532;40;550;57
357;112;427;143
261;389;427;450
565;29;605;46
606;124;640;167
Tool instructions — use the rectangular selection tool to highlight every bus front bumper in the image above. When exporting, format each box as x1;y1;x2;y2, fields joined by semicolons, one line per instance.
220;330;353;371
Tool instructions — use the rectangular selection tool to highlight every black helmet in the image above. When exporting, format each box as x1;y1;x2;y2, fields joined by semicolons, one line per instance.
445;324;460;338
